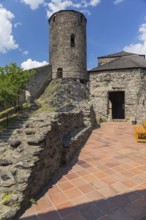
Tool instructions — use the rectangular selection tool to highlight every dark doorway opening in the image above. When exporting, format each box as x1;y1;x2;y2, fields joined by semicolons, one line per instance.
57;68;63;78
108;91;125;119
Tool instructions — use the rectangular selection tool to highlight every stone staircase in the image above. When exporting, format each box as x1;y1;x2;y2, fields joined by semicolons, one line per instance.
0;107;35;158
0;104;40;219
111;119;127;122
0;104;38;143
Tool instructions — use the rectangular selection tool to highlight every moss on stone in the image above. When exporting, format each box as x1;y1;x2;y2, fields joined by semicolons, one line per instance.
2;193;13;204
31;105;56;115
36;78;89;113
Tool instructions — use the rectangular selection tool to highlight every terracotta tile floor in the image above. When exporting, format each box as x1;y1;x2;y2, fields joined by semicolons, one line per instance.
20;122;146;220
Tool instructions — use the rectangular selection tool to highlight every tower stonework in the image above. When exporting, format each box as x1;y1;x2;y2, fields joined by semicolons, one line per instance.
49;10;88;81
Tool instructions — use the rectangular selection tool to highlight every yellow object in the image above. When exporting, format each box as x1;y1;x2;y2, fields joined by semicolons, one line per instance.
134;125;146;142
142;120;146;128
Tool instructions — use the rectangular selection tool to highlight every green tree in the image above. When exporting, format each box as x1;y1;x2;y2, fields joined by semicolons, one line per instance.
0;63;34;107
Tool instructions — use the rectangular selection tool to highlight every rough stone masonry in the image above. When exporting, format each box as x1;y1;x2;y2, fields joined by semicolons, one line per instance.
0;108;95;219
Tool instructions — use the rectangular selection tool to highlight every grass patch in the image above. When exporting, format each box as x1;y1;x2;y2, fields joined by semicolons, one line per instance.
31;104;56;115
29;198;37;205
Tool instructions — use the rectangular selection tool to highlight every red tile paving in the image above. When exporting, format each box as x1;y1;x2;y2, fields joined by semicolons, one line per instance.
20;122;146;220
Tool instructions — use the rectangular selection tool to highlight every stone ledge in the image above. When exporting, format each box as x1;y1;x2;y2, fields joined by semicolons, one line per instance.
62;126;92;164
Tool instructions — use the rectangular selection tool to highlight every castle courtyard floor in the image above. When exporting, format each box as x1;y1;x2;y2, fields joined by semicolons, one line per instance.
20;122;146;220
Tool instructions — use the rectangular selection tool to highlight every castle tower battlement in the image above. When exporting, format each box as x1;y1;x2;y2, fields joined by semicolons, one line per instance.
49;10;88;82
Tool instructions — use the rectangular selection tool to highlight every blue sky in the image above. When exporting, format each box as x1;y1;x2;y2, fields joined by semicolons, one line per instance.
0;0;146;70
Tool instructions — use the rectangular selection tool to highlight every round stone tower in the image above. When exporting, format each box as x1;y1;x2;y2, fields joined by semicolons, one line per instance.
49;10;88;82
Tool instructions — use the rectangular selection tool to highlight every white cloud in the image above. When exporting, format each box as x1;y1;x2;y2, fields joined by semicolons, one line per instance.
23;50;29;55
0;4;18;53
114;0;124;4
46;0;101;17
14;22;22;28
20;0;45;10
47;0;73;17
124;23;146;55
81;9;91;15
19;0;125;17
21;58;48;70
90;0;100;6
19;0;102;16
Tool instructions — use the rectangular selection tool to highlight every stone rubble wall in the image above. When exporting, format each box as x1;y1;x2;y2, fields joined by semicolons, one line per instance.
39;78;89;112
89;69;142;121
62;104;97;164
78;103;97;127
135;70;146;123
0;109;94;220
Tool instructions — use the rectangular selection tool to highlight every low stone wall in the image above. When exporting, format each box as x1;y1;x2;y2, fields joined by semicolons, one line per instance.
62;126;91;164
79;103;97;127
0;109;93;220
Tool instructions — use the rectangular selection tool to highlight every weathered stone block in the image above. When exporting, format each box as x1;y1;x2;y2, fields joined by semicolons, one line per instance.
9;140;21;148
0;159;12;166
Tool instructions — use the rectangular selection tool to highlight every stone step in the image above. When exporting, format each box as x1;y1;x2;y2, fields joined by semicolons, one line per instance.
0;134;10;137
0;133;10;136
15;119;27;122
111;119;127;122
0;105;35;144
8;126;22;129
0;138;9;141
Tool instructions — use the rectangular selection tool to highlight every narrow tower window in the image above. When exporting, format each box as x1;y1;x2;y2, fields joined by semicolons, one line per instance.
57;68;63;78
70;34;75;47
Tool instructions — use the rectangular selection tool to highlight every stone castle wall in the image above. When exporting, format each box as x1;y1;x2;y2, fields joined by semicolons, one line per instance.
89;69;142;121
49;10;87;80
25;64;52;102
